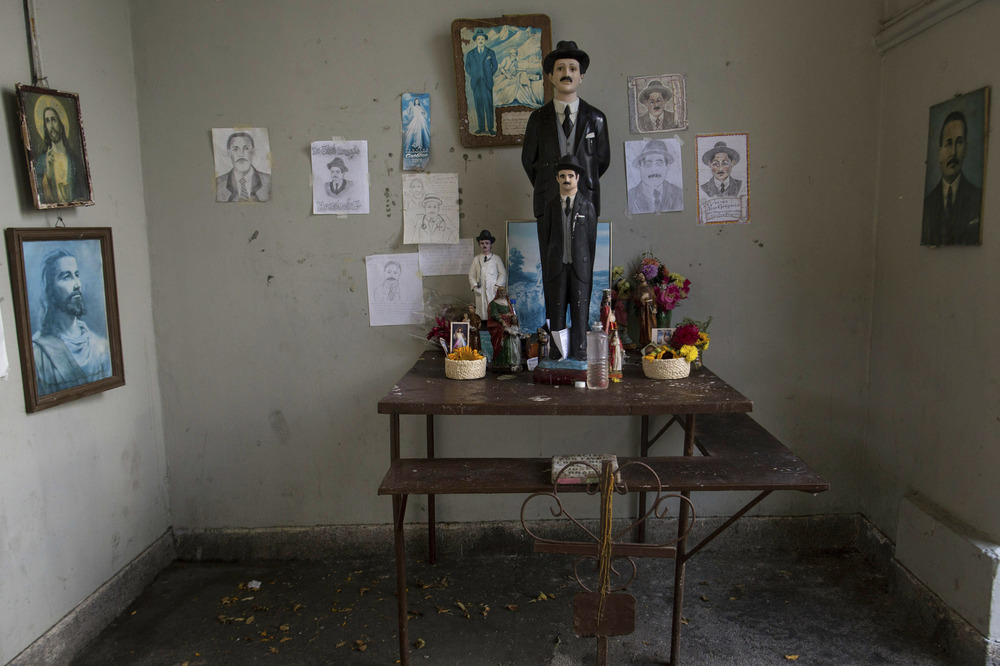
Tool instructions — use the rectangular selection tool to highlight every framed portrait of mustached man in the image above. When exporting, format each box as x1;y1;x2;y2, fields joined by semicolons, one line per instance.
15;84;95;210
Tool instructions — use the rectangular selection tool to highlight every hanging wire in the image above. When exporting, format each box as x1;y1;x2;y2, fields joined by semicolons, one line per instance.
23;0;47;87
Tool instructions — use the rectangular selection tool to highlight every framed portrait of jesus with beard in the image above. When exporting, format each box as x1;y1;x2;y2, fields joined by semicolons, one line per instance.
5;227;125;412
15;84;95;210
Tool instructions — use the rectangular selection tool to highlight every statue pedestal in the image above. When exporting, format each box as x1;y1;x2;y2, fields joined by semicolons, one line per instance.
533;357;587;385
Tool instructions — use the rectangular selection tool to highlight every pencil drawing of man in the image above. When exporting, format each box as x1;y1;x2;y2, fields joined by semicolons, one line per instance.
216;131;271;202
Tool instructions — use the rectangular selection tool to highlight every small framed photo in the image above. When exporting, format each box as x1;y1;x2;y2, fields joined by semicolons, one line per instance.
450;321;471;352
4;227;125;412
651;327;675;346
15;84;95;209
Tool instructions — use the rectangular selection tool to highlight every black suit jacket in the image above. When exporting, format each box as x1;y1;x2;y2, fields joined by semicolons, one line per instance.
921;176;982;246
538;194;598;287
522;99;611;218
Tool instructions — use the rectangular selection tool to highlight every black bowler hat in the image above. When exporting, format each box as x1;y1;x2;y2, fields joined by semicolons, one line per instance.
701;141;741;166
543;40;590;74
475;229;496;243
555;154;585;175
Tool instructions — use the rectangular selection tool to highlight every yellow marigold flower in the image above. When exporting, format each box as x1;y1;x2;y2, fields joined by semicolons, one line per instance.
680;345;699;362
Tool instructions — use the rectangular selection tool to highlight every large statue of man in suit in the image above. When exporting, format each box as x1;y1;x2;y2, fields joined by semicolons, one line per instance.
537;155;598;361
464;29;499;135
521;40;611;223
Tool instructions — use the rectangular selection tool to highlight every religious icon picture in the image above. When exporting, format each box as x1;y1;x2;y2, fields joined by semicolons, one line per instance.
450;321;471;352
5;227;125;413
15;84;95;210
920;87;989;247
451;14;552;148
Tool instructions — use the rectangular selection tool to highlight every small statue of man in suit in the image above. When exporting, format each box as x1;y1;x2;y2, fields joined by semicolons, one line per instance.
537;155;598;361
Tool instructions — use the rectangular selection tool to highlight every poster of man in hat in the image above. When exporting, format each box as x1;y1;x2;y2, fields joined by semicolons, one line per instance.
695;133;750;225
402;172;459;244
625;138;684;214
628;74;688;134
310;140;370;215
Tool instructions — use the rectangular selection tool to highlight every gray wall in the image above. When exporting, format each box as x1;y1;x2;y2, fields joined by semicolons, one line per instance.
868;0;1000;544
131;0;881;531
0;1;168;662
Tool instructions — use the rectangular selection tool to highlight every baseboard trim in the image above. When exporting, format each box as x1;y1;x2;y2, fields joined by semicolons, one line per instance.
7;530;176;666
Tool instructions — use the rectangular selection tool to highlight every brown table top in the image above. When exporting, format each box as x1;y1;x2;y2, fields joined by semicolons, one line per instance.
377;351;753;417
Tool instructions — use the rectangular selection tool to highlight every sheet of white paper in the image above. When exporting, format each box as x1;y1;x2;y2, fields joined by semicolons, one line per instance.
402;173;459;244
366;253;423;326
312;140;371;215
211;128;273;203
418;238;475;276
0;313;8;379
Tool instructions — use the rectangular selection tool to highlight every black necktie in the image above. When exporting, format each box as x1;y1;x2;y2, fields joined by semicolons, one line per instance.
562;106;573;137
565;197;572;219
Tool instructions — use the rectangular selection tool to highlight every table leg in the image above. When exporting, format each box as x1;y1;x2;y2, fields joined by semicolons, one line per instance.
669;414;696;665
393;493;410;666
637;415;651;543
426;415;436;564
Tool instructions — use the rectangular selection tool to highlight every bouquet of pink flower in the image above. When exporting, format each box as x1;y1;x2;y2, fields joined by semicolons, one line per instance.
635;253;690;313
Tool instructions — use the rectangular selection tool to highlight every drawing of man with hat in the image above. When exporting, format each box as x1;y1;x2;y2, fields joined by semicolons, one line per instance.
468;228;507;317
521;40;611;225
464;28;499;135
628;139;683;214
537;154;598;361
636;79;674;132
324;157;353;198
700;140;743;198
414;193;455;243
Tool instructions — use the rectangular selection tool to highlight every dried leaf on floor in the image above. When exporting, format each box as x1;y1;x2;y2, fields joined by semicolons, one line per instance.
245;616;255;625
700;595;709;602
354;639;368;652
280;637;292;643
505;604;519;612
279;624;290;632
481;605;490;618
360;587;370;595
784;656;799;661
413;638;426;649
436;606;451;614
269;647;279;654
335;641;347;648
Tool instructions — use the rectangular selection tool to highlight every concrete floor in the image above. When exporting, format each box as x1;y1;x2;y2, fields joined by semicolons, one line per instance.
70;541;956;665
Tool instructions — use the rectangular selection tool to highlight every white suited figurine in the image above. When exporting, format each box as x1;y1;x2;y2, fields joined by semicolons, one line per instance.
468;229;507;318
